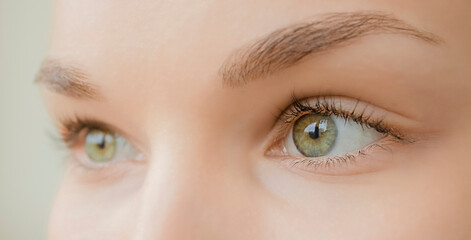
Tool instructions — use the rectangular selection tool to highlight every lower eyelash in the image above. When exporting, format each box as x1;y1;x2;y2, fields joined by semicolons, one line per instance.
280;137;401;175
286;153;358;169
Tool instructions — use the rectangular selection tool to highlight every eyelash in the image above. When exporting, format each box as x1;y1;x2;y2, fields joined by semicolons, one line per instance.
56;116;149;179
58;116;110;148
56;96;412;174
281;95;404;139
268;95;413;172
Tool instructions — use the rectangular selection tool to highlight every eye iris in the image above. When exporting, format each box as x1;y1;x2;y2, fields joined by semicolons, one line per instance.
85;129;117;163
293;114;337;157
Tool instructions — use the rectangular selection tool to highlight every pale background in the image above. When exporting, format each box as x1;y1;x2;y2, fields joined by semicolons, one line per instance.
0;0;62;239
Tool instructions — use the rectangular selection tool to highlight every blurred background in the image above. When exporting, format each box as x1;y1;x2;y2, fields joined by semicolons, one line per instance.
0;0;62;239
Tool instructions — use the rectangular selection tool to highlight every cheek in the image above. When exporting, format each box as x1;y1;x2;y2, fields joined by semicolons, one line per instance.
351;147;471;239
355;131;471;239
255;148;471;239
48;172;141;240
369;165;471;239
48;132;471;240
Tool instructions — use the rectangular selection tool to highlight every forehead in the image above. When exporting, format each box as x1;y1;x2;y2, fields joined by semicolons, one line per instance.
42;0;471;142
46;0;469;104
48;0;453;64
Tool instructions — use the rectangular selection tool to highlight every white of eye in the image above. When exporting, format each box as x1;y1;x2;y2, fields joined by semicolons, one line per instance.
114;135;144;161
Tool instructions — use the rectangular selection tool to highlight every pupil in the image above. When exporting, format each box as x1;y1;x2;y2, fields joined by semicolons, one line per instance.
308;125;320;139
97;135;106;149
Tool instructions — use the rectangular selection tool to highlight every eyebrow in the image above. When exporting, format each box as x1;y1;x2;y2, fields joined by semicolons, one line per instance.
35;59;100;99
220;11;442;87
36;12;442;97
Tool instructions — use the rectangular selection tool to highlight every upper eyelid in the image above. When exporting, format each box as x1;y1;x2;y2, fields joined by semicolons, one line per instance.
58;117;146;152
59;118;115;146
279;95;371;125
273;95;413;143
58;96;410;155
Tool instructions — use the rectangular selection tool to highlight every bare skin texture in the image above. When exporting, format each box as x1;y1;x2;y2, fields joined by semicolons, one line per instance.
38;0;471;239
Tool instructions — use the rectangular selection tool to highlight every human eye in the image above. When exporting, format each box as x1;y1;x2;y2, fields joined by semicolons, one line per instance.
59;117;144;170
266;96;414;176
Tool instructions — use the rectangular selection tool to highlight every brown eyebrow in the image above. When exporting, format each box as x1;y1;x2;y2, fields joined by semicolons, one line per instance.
35;59;101;99
220;11;442;87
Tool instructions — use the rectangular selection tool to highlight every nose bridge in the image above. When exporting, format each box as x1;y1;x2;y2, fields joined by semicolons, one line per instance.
131;119;258;240
132;155;208;239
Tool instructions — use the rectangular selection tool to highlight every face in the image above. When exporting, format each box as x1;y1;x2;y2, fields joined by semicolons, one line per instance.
38;0;471;239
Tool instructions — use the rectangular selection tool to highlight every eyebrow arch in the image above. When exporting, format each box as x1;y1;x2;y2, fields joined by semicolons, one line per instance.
35;59;101;99
220;11;442;87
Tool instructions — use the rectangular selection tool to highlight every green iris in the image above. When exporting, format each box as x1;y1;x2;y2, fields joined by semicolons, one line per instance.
292;114;338;157
85;129;117;163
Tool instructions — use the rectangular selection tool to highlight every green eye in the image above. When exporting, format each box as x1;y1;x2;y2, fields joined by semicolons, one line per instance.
85;129;117;163
292;114;338;157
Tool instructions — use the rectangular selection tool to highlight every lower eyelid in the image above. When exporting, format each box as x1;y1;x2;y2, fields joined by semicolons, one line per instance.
66;153;147;183
271;136;404;176
69;146;110;169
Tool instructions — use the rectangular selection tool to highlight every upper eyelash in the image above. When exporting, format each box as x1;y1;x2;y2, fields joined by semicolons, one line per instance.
58;96;410;154
270;95;414;173
58;116;111;147
280;95;408;141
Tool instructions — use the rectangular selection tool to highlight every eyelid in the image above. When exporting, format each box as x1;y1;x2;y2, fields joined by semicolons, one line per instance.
277;95;414;142
67;154;146;182
58;116;145;151
264;95;415;175
271;136;402;176
57;118;147;177
56;116;149;170
59;117;115;147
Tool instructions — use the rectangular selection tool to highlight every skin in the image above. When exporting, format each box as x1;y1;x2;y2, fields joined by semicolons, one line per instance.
39;0;471;239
